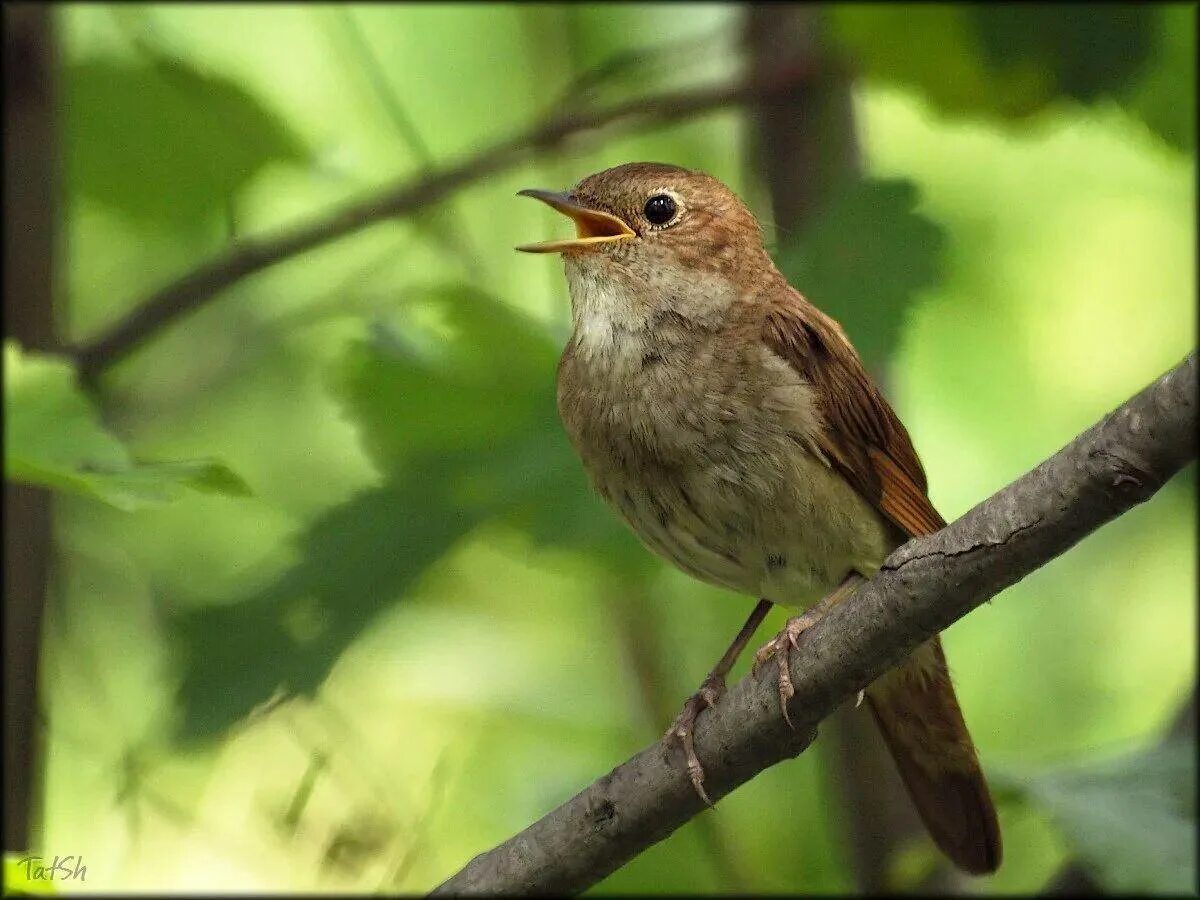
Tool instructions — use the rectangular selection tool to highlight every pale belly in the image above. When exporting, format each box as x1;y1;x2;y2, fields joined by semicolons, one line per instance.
554;282;896;610
587;432;895;611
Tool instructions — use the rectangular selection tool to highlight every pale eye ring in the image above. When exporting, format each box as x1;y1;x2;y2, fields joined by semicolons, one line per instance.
642;189;683;228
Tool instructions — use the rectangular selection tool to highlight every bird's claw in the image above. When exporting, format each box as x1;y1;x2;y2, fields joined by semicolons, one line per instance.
752;613;818;730
664;675;726;806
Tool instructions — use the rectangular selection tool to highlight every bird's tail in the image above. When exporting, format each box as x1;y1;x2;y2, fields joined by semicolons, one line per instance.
865;636;1002;875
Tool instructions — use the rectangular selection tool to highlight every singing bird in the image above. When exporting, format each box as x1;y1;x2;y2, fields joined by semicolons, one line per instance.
517;162;1000;875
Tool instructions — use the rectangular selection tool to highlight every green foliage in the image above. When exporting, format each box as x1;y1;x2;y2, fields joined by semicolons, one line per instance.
828;4;1188;148
65;53;307;230
994;741;1196;893
334;287;558;471
175;287;644;740
968;5;1153;104
174;473;489;740
3;341;249;510
1122;4;1197;152
775;177;944;370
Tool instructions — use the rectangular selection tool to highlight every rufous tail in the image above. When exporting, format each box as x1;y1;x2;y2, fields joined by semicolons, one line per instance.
865;636;1002;875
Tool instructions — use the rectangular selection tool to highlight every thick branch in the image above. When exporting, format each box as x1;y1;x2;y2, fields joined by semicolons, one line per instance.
71;67;814;380
432;351;1197;895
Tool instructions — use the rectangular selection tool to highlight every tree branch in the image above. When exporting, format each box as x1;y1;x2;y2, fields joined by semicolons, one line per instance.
432;351;1197;895
71;67;816;381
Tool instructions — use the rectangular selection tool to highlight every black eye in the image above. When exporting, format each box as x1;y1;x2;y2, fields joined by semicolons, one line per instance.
643;194;677;226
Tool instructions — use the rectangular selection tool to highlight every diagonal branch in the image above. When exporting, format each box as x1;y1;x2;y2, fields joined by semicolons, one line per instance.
432;351;1197;895
71;66;816;380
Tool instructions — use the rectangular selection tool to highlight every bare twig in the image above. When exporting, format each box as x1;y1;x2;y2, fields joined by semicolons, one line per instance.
432;352;1197;895
71;67;816;380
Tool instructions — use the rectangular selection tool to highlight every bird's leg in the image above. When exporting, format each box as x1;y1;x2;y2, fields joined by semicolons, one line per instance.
752;573;866;729
664;597;773;805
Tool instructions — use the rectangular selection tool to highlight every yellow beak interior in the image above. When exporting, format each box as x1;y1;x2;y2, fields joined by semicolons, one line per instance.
515;189;635;253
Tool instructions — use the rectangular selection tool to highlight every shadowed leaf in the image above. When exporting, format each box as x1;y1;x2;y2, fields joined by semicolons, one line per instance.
64;55;307;229
829;4;1174;144
775;177;945;371
992;740;1196;893
174;286;643;740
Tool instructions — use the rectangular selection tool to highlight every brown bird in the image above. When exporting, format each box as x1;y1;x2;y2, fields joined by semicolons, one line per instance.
517;162;1001;875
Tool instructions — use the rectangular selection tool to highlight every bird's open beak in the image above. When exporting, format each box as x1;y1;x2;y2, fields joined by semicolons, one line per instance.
515;189;635;253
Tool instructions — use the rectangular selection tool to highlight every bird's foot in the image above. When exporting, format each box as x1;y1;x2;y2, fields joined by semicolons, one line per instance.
751;608;824;729
663;674;726;806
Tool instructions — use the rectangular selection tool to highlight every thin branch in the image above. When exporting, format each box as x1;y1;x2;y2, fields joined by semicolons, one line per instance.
432;351;1197;895
71;66;816;380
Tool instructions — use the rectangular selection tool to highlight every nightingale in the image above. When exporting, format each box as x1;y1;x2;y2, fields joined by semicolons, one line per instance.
517;162;1001;875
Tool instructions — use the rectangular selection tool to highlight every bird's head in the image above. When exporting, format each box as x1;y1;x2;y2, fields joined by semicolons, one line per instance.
518;163;776;331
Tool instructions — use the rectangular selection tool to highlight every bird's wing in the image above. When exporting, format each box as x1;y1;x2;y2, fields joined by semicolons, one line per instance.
766;296;1002;873
762;293;946;537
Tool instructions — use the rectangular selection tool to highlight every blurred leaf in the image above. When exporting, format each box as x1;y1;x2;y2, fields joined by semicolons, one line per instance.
174;469;490;741
829;4;1163;135
64;54;307;229
994;740;1196;893
334;286;558;472
176;286;644;739
968;5;1153;104
338;288;644;564
3;342;250;510
775;177;945;370
1122;4;1196;152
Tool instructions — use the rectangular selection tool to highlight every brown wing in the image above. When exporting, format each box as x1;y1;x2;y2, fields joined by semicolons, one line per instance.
763;292;946;537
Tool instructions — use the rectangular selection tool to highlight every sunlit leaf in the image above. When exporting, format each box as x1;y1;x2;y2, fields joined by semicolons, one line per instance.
3;341;250;510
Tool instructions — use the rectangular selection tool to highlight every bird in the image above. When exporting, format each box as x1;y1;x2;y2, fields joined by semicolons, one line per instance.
516;162;1001;875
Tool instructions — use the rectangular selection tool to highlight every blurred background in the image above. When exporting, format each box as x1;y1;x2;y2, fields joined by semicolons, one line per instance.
4;2;1196;894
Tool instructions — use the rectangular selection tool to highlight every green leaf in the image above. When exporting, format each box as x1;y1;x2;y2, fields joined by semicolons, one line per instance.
334;286;560;473
4;341;250;510
775;177;945;371
829;4;1161;129
173;286;646;740
968;5;1154;104
993;741;1196;893
333;287;642;563
174;469;493;741
1122;4;1196;152
64;54;307;229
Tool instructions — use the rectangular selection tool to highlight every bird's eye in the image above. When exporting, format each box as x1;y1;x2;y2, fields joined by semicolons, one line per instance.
643;193;678;227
